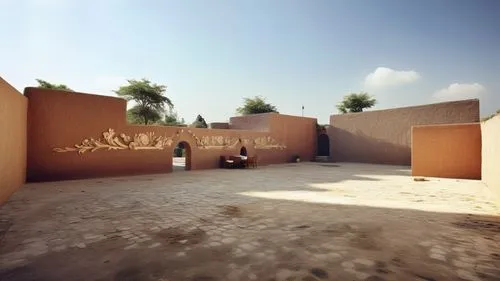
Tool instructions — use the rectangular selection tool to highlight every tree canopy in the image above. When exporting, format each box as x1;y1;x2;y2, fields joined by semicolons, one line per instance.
162;109;186;126
36;79;73;91
336;92;376;113
191;114;208;128
126;105;163;125
115;79;172;125
236;96;278;115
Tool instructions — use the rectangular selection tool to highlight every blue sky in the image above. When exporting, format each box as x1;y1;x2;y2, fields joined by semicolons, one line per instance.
1;0;498;124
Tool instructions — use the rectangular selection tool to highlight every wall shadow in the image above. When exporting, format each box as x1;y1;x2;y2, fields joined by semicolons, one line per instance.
1;185;499;281
328;99;480;166
328;127;412;166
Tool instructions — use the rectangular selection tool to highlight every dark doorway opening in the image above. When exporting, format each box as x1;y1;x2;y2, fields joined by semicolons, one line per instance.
173;141;191;171
317;134;330;156
240;146;247;156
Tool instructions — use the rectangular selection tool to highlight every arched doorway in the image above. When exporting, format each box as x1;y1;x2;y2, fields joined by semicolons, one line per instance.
240;146;247;156
317;134;330;156
172;141;191;171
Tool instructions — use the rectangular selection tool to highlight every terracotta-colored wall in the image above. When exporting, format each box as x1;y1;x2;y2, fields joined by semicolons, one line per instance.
228;113;316;163
0;77;27;204
229;113;272;131
25;88;316;182
209;122;229;129
328;99;480;165
25;88;129;182
269;114;317;163
411;123;481;179
481;115;500;204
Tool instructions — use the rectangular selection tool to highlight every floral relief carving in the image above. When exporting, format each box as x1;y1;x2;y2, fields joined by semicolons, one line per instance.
253;136;286;149
197;135;240;149
53;128;286;155
241;138;254;146
184;129;204;147
53;129;175;154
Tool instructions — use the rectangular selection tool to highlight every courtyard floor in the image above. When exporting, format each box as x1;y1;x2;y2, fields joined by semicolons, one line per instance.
173;157;186;172
1;163;500;281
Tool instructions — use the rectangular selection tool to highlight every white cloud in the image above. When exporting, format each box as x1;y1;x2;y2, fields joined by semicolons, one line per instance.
364;67;420;88
433;83;486;102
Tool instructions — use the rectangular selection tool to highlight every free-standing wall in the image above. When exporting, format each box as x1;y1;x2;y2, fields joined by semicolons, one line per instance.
328;99;480;165
25;88;316;182
411;123;481;179
481;114;500;204
0;77;27;204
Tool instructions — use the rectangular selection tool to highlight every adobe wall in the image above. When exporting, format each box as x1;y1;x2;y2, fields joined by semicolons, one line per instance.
328;99;480;165
411;123;481;179
481;115;500;204
230;113;317;163
25;88;316;182
229;114;273;131
0;77;27;204
268;114;317;163
209;122;230;129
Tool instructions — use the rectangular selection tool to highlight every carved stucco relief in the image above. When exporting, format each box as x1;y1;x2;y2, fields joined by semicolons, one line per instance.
53;128;286;155
53;129;176;154
198;136;240;149
253;136;287;150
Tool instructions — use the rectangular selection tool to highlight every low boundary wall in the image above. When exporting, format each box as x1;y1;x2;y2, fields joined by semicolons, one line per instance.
0;78;27;204
411;123;481;179
25;88;316;182
328;99;480;165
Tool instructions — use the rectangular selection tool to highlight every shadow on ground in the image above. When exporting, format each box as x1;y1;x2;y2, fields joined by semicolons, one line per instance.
1;203;499;280
0;163;499;281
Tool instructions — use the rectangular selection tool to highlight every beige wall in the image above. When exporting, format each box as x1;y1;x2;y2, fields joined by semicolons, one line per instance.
0;77;27;204
481;114;500;204
328;99;480;165
25;88;317;182
411;123;481;179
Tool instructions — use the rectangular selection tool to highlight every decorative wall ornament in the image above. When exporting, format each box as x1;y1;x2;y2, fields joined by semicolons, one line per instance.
193;135;286;150
241;138;254;146
198;136;240;149
185;129;206;148
53;128;286;155
53;129;175;154
253;136;287;150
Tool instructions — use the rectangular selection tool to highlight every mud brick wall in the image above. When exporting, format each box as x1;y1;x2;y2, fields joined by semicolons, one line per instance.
328;100;480;165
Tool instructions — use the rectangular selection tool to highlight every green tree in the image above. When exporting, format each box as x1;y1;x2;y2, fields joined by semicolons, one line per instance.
336;92;376;113
36;79;73;91
162;109;186;126
191;114;208;128
115;79;172;125
127;105;162;125
236;96;278;115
